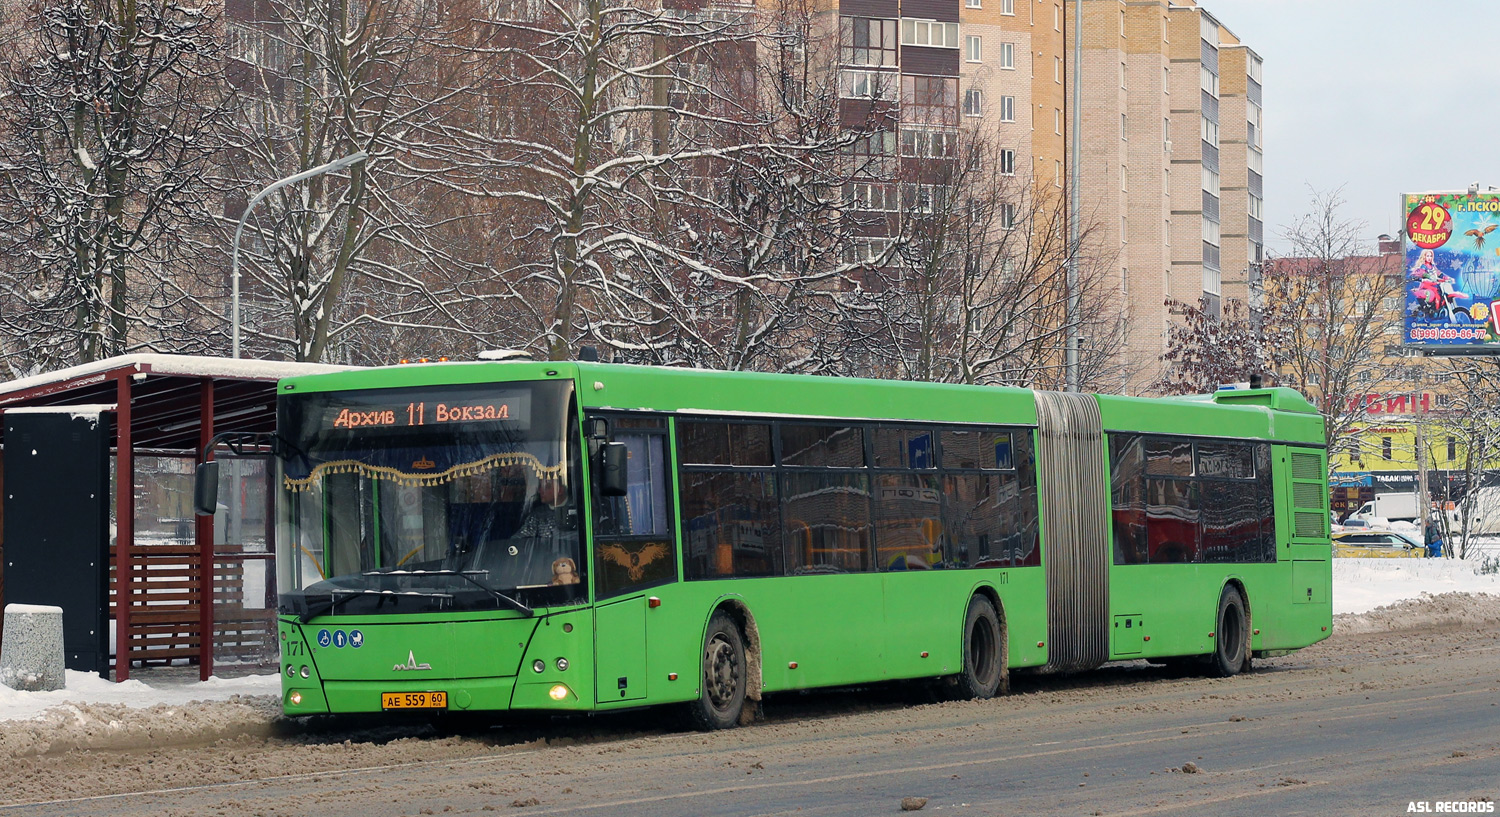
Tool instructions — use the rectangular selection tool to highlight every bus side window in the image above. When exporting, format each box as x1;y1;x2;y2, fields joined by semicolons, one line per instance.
592;422;676;598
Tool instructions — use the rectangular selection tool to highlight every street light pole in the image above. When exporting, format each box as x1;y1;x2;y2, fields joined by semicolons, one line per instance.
230;151;369;358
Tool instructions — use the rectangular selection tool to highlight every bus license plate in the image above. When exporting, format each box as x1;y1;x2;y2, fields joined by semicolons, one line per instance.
382;691;448;710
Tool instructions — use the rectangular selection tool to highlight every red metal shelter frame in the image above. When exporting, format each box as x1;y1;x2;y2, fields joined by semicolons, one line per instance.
0;355;352;681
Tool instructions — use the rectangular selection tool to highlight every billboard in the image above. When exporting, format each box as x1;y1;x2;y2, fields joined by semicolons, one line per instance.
1402;190;1500;353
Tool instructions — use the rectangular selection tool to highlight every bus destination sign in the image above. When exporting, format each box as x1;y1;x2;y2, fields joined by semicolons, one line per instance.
322;390;532;432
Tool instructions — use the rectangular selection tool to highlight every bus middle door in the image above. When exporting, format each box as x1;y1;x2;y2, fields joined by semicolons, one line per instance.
589;416;676;704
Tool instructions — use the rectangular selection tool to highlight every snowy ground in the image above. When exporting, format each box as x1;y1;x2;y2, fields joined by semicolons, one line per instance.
1332;554;1500;615
0;556;1497;755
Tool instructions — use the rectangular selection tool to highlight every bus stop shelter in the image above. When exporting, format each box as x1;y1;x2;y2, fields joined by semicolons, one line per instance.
0;354;352;681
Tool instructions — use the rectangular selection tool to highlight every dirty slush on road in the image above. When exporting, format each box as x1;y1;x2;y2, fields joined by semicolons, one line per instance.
2;592;1498;810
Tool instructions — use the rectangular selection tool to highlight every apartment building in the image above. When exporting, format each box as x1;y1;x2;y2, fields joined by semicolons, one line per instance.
838;0;1259;392
1068;0;1261;392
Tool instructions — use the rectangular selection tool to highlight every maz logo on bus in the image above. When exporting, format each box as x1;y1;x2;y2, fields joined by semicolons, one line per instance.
393;651;434;672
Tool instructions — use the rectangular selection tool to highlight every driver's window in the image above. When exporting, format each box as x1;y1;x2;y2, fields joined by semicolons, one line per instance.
592;416;676;599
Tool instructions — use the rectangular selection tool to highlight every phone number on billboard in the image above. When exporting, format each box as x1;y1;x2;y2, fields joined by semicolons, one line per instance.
1408;327;1489;341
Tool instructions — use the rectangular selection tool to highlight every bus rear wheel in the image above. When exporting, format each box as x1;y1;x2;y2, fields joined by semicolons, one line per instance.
687;611;747;731
1210;586;1250;678
953;595;1005;699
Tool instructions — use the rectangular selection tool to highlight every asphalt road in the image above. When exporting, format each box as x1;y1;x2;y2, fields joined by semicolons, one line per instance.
3;615;1498;817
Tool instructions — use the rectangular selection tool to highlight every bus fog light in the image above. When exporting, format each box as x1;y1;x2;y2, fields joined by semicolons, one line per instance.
533;659;546;673
289;691;303;705
555;658;568;671
286;665;296;678
548;684;570;701
300;665;311;678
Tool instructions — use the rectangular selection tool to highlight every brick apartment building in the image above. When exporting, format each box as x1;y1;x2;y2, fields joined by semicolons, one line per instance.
1071;0;1262;391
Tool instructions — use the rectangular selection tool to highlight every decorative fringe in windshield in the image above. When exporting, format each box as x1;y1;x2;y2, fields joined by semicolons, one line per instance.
283;451;565;492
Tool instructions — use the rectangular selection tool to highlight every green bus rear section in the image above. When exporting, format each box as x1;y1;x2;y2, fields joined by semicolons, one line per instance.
275;362;1331;716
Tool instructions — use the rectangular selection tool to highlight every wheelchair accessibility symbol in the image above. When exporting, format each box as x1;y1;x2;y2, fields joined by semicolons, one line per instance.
316;629;332;648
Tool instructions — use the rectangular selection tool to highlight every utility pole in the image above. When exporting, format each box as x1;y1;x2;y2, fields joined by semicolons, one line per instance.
1065;0;1082;391
1416;413;1431;553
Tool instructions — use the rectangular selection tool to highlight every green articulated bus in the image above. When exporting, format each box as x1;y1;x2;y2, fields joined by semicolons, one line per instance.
263;361;1332;729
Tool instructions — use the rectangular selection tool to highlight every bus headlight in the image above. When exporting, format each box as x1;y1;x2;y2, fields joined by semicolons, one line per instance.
289;691;303;706
532;659;546;673
548;684;570;701
286;665;296;678
555;658;568;671
300;666;310;678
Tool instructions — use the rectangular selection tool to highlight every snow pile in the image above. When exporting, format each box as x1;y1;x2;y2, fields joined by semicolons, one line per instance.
0;670;277;722
0;671;281;757
1333;591;1500;636
1332;556;1500;615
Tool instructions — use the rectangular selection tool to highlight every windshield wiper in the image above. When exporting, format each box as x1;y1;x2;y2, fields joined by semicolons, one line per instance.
363;568;534;617
297;587;453;623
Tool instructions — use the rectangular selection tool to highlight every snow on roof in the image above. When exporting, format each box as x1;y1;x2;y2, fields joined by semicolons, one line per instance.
0;354;358;398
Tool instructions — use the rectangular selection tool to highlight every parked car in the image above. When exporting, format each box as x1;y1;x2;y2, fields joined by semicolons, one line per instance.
1332;530;1426;558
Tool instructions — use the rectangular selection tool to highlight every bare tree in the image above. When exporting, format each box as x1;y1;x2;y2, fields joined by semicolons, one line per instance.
860;129;1126;389
1407;359;1500;558
0;0;233;370
220;0;496;363
1260;189;1403;462
425;0;882;363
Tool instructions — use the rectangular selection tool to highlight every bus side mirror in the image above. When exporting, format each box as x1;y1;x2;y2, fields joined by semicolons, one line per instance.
193;461;220;516
599;442;628;497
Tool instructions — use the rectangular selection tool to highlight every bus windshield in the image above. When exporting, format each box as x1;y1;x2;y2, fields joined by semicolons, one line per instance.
276;379;584;617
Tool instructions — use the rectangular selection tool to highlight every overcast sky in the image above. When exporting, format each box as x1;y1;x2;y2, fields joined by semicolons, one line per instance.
1198;0;1500;254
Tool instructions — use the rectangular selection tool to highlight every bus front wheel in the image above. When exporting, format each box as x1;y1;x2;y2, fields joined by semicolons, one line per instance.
1210;586;1250;678
953;595;1005;699
688;611;747;730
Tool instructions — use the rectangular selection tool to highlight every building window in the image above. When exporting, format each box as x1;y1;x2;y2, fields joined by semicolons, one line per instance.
902;75;959;125
1001;0;1014;12
841;17;899;67
1448;437;1457;461
1055;108;1062;135
1000;202;1018;229
1054;55;1063;83
1202;166;1220;196
901;18;960;49
840;70;898;101
1055;159;1063;187
999;95;1015;122
846;181;898;211
843;130;898;177
1054;3;1061;31
1121;112;1128;140
966;0;981;7
999;41;1015;69
999;148;1015;175
1201;115;1219;147
966;35;982;63
901;128;959;157
963;89;983;117
902;183;947;213
1382;437;1392;460
845;237;895;264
